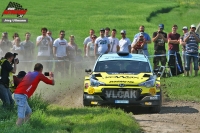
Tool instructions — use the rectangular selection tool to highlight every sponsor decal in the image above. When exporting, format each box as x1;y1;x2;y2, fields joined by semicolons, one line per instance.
105;76;138;79
109;81;134;83
26;85;32;92
2;2;28;23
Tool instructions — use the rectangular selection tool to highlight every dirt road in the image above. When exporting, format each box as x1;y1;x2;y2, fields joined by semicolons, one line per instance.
134;101;200;133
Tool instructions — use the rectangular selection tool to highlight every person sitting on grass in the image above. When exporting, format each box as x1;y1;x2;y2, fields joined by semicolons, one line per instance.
14;63;54;126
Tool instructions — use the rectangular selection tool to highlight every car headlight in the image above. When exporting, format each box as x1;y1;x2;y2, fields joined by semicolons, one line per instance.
139;75;156;88
90;75;105;87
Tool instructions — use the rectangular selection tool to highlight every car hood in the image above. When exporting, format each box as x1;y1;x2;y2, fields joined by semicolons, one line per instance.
89;72;153;85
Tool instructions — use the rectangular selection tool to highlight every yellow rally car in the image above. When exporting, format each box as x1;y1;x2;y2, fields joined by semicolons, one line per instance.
83;52;161;113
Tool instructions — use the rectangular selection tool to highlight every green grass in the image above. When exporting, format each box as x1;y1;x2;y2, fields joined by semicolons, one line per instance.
0;0;200;132
162;75;200;102
0;95;141;133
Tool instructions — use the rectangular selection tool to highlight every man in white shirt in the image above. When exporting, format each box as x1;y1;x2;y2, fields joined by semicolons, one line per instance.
108;29;119;53
118;30;131;53
94;28;110;58
83;29;95;57
105;27;111;37
53;30;68;77
36;27;52;71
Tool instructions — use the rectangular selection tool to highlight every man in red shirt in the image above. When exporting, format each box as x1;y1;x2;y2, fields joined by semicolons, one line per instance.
131;32;146;54
168;24;184;75
168;24;180;60
14;63;54;126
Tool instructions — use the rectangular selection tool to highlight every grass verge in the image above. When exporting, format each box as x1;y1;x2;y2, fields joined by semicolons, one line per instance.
0;95;141;133
162;75;200;102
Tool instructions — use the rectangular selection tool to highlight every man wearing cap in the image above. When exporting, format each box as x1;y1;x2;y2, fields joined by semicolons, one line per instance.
184;24;200;76
180;26;192;76
131;32;146;54
152;24;168;69
105;27;111;37
83;29;95;57
118;30;131;53
108;29;119;53
94;28;110;57
0;32;12;56
132;25;151;56
0;52;18;109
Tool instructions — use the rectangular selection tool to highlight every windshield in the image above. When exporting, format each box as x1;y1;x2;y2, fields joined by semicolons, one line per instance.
94;60;151;73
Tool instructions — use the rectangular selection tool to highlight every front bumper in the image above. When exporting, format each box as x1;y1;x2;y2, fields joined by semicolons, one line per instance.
83;93;161;107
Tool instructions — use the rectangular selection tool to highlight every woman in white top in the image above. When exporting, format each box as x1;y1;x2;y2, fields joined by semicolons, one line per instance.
67;35;78;76
11;37;24;60
87;34;97;59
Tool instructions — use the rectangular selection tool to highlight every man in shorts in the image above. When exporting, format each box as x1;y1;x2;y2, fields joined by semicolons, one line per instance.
152;24;168;69
14;63;54;126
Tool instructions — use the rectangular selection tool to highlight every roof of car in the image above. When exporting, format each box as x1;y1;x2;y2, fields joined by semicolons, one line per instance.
98;53;148;62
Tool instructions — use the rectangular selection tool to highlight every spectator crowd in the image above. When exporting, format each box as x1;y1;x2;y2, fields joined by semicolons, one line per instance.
0;24;200;77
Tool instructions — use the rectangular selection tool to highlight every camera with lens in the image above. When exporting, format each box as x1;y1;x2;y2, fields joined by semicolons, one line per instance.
190;32;193;34
44;72;49;76
158;31;162;34
12;53;19;64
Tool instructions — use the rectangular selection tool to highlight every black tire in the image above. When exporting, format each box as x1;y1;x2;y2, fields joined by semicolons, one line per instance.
149;105;161;113
150;89;162;113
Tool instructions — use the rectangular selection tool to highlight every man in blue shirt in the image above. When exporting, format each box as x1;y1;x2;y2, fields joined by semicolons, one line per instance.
132;25;151;56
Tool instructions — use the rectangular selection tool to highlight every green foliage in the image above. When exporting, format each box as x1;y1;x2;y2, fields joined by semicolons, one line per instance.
28;94;49;111
0;99;141;133
162;75;200;102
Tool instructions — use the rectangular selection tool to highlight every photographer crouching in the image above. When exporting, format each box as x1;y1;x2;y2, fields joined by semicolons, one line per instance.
0;52;18;109
14;63;54;126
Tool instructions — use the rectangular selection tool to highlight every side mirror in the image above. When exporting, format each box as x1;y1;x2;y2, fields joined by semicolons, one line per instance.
85;69;92;73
